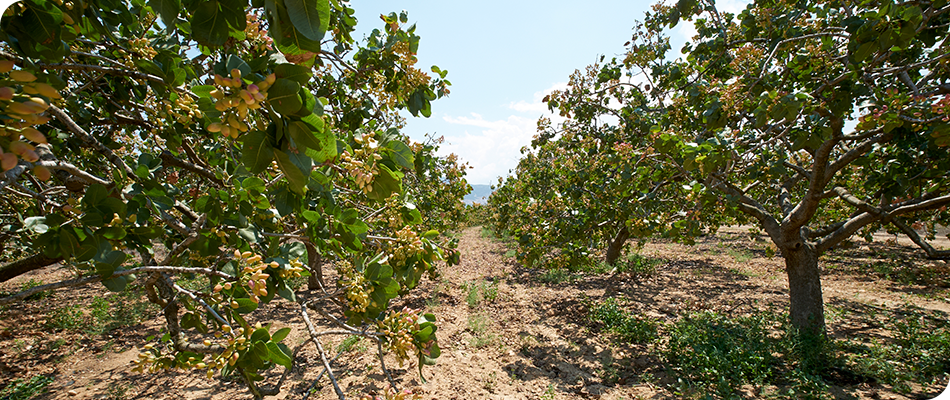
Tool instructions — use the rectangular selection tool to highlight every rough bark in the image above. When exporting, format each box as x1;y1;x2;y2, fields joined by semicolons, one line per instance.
0;253;62;283
605;226;630;265
305;242;324;290
782;241;826;337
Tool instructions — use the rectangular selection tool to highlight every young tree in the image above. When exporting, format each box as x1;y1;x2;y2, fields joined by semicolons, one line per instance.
505;0;950;336
0;0;464;398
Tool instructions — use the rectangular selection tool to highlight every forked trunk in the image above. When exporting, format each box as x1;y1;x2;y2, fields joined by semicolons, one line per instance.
605;226;630;265
783;242;825;337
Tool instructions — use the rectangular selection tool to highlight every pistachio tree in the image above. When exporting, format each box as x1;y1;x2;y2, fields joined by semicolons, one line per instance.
496;0;950;336
0;0;465;398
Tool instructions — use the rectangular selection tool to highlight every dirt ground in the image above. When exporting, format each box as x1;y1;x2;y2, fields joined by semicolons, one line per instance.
0;226;949;399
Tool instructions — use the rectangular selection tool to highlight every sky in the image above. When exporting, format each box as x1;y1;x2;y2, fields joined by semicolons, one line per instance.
351;1;660;185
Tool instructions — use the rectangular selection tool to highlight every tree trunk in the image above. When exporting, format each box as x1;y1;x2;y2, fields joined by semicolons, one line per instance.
305;242;323;291
783;242;825;337
605;226;630;265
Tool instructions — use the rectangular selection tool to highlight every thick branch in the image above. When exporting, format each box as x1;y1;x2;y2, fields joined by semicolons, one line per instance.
0;253;62;282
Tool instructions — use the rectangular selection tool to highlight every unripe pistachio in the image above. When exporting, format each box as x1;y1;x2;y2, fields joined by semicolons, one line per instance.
32;82;61;99
0;87;14;101
1;153;17;171
206;122;222;132
265;73;276;85
21;127;46;144
8;140;33;156
9;70;36;82
214;74;225;86
21;149;39;163
0;60;13;73
230;68;241;80
33;165;51;181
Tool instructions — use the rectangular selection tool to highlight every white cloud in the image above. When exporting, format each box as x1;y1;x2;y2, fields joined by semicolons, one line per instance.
439;113;539;185
507;82;568;114
434;83;574;184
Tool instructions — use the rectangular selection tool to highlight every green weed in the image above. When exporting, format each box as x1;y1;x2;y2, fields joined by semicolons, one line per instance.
0;375;53;400
463;280;498;308
587;298;658;344
664;311;773;398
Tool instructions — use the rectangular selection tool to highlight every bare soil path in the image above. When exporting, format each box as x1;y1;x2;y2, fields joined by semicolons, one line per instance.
0;226;948;399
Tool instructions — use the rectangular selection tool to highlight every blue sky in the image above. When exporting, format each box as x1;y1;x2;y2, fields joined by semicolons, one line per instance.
352;1;657;185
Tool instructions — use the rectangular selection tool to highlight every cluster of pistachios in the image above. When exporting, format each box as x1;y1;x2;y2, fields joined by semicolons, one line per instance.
339;132;383;194
378;307;421;368
388;227;424;266
205;69;273;139
0;61;60;179
336;260;372;313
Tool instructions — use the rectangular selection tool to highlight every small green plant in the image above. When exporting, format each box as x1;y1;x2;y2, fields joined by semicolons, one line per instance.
105;382;131;400
20;279;50;301
537;268;577;284
45;305;87;332
540;384;556;400
0;375;53;400
619;253;661;278
336;335;362;353
467;313;495;348
587;298;658;344
463;280;498;308
663;311;773;398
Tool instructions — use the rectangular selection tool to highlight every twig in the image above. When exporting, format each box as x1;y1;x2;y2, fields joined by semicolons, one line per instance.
299;302;346;400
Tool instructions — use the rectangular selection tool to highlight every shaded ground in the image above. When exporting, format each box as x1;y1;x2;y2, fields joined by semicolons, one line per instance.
0;226;949;399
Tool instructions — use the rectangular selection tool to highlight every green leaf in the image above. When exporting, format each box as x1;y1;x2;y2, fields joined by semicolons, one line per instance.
266;342;293;368
98;226;127;240
192;1;230;47
148;0;180;29
271;327;292;343
288;121;323;151
268;79;303;115
274;149;309;194
274;63;313;85
242;129;275;174
192;85;216;98
853;41;875;63
384;140;414;170
234;297;259;313
283;0;329;41
251;327;271;342
367;164;401;202
20;1;63;45
102;274;129;292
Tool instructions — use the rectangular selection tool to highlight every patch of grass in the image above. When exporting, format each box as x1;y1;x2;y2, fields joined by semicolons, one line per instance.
618;253;662;278
45;288;156;336
724;247;754;263
462;279;498;308
664;311;774;398
503;249;516;257
467;313;495;348
838;312;950;393
45;305;86;332
336;335;366;353
587;298;658;344
20;279;50;301
0;375;54;400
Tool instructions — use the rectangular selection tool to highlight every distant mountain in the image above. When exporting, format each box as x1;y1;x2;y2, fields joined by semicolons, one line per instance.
464;184;493;205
